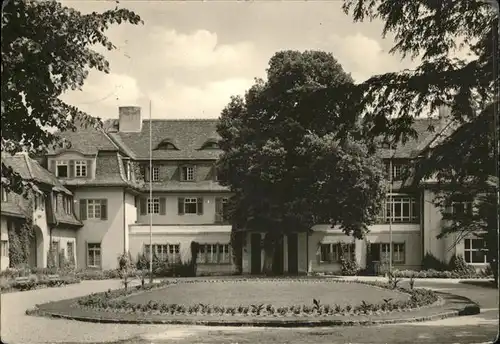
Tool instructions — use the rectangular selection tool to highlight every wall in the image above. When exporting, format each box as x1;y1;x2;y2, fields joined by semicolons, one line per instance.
136;193;232;225
422;190;447;263
50;227;78;267
128;224;233;275
74;187;125;270
124;192;137;253
0;217;9;270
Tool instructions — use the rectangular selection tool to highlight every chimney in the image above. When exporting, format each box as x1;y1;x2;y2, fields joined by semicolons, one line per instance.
118;106;142;132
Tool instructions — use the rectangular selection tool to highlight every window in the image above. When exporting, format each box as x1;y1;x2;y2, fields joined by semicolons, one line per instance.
56;161;68;177
319;243;354;263
320;243;339;263
379;195;419;223
372;243;405;264
380;243;391;262
148;198;160;214
67;242;75;264
384;161;407;180
202;141;219;150
87;243;101;268
451;201;473;216
184;197;198;214
181;166;195;181
464;238;487;264
75;161;87;177
144;244;180;262
1;240;8;257
393;243;405;263
124;161;131;180
1;186;7;202
51;241;60;267
152;167;160;181
87;199;102;219
156;141;178;150
66;197;73;214
197;244;231;264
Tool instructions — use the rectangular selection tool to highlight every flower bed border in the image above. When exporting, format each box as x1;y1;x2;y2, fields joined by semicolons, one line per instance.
25;277;481;327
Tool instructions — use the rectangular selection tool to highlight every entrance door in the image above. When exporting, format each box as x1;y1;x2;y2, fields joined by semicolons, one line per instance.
287;233;298;274
370;243;381;261
250;233;262;274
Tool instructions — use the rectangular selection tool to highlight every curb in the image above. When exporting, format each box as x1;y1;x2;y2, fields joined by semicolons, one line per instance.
28;304;480;327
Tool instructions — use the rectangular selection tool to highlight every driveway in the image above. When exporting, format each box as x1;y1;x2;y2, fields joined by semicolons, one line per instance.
0;278;498;344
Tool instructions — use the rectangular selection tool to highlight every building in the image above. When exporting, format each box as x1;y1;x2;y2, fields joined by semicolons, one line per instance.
0;106;488;274
1;153;82;270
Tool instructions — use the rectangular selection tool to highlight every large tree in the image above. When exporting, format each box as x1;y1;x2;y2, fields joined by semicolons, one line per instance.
217;51;385;274
338;0;499;282
1;0;142;194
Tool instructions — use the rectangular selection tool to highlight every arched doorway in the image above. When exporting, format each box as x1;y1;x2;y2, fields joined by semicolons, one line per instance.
28;225;44;268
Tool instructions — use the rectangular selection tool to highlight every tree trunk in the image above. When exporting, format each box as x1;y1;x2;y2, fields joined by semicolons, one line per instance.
262;232;280;275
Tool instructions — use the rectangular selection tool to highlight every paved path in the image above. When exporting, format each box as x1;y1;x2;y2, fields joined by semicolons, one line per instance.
0;278;498;344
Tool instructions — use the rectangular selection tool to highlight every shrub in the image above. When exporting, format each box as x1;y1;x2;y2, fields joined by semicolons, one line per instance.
448;254;477;277
421;252;447;271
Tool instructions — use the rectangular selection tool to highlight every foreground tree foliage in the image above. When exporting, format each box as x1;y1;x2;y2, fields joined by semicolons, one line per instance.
217;51;385;274
1;0;142;194
340;0;499;282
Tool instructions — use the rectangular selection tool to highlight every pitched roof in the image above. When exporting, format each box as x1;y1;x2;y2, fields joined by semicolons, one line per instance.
107;119;222;160
378;118;442;159
1;153;71;194
47;125;119;156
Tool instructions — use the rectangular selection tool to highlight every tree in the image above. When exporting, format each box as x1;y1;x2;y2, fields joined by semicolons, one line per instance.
1;0;142;194
217;51;386;274
339;0;499;282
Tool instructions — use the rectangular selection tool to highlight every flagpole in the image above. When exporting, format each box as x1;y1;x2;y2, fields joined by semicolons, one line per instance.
389;143;393;276
149;99;153;284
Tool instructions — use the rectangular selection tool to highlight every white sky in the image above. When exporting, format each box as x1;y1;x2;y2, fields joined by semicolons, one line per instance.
60;0;423;120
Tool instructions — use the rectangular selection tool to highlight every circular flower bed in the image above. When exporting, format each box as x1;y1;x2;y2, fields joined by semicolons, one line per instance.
74;278;440;318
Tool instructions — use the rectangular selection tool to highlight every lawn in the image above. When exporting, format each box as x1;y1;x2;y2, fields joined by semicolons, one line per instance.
122;280;409;307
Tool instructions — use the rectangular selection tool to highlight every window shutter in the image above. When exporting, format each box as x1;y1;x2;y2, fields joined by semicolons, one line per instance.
79;199;87;221
50;160;56;174
100;199;107;220
178;197;185;215
69;160;75;178
86;160;92;177
215;197;222;223
139;197;147;215
159;197;166;215
180;166;185;181
145;167;150;182
197;197;203;215
193;165;197;181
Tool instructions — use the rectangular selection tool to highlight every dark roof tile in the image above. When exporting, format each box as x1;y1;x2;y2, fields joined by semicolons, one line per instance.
107;119;221;160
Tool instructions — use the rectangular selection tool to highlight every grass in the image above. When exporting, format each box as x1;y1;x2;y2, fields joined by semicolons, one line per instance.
122;279;409;307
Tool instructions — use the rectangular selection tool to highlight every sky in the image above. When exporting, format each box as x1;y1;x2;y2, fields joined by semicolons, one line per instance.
60;0;422;120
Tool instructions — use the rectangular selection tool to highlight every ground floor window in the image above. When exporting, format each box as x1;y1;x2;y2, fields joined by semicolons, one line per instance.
197;243;231;264
319;243;355;263
87;243;101;268
1;240;8;257
370;242;405;264
67;242;75;264
464;238;487;263
144;244;180;262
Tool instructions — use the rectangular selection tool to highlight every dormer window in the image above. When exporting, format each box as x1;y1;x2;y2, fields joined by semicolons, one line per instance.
200;140;219;150
56;161;68;177
181;166;195;181
155;139;179;151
